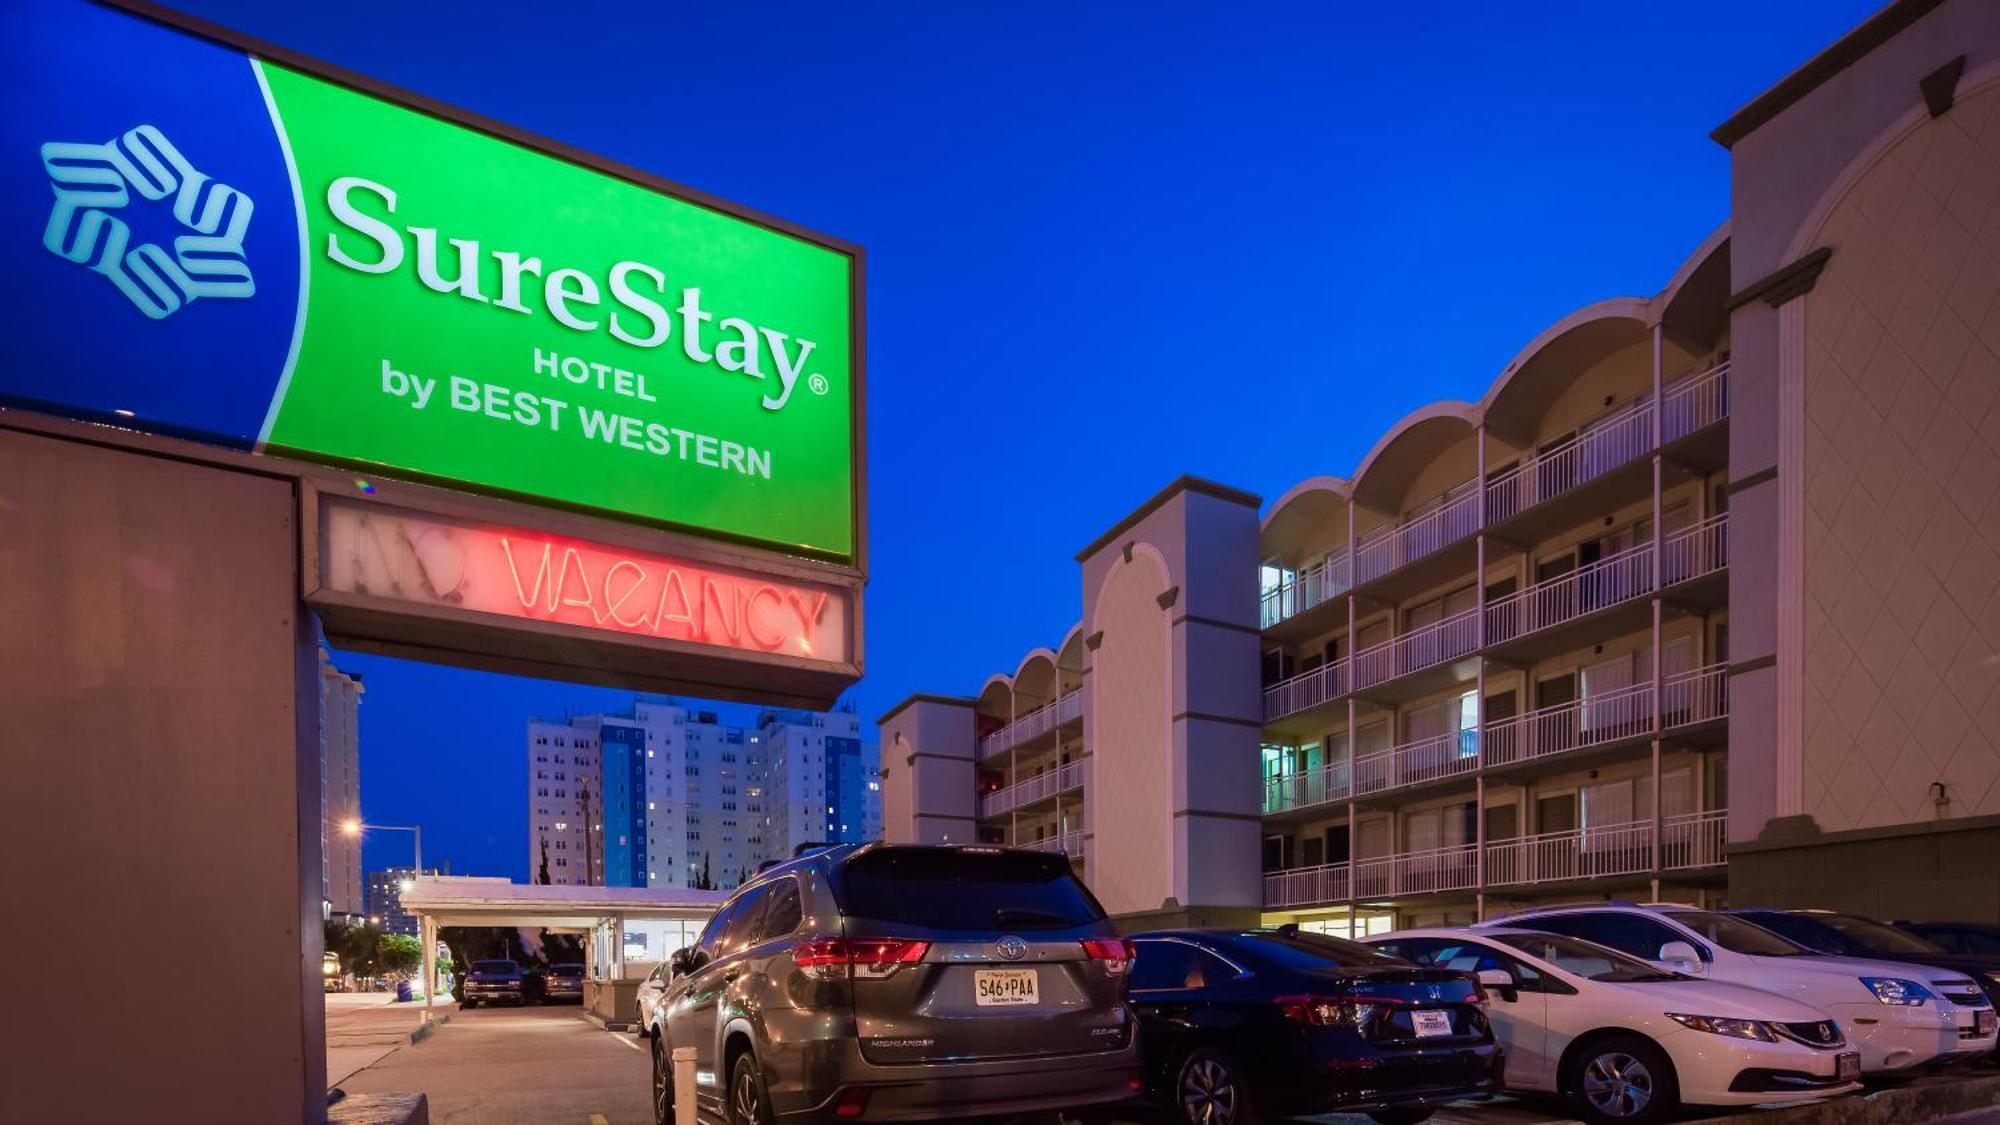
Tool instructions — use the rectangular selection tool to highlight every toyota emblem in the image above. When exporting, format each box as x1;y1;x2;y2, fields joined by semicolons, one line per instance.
996;935;1028;961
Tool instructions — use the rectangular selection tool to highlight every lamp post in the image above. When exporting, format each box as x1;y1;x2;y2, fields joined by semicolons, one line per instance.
340;817;423;878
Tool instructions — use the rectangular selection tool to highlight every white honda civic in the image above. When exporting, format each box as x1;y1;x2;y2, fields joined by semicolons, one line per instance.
1369;927;1860;1124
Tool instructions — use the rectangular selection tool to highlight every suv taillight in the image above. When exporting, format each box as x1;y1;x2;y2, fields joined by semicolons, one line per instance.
793;938;930;980
1082;937;1134;975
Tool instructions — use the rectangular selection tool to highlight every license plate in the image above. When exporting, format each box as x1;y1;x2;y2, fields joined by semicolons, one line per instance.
1836;1052;1860;1081
1410;1009;1453;1038
974;968;1039;1006
1979;1010;1997;1037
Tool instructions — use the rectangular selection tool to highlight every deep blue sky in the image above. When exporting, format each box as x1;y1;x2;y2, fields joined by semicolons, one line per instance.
166;0;1881;881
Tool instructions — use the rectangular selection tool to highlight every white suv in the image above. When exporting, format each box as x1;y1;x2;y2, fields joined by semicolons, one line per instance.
1371;927;1859;1124
1480;904;1998;1074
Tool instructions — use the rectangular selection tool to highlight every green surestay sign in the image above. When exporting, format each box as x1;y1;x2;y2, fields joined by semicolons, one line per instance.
4;0;859;562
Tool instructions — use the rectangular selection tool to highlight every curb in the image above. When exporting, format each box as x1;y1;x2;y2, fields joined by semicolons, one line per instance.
579;1010;637;1034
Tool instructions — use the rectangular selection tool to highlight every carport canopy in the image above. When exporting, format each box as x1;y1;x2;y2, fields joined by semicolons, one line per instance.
398;876;729;1018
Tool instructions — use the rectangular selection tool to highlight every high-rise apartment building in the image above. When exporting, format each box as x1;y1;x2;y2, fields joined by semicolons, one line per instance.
365;866;437;937
882;0;2000;930
319;652;363;922
529;700;878;890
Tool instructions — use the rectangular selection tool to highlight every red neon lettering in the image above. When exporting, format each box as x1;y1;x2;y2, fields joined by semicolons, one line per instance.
500;537;556;611
745;585;786;650
700;577;738;644
602;559;651;628
654;568;696;637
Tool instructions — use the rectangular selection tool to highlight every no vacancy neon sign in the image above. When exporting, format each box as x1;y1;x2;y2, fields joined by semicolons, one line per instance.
320;499;847;662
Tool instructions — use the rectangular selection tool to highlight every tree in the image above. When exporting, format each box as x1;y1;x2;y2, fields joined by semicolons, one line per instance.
538;835;551;886
377;933;423;976
694;851;713;890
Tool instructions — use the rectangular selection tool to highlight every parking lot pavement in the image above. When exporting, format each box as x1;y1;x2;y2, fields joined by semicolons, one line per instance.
333;1003;649;1125
325;992;439;1088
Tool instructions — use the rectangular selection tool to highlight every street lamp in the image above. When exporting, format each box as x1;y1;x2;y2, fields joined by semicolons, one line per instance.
341;818;424;879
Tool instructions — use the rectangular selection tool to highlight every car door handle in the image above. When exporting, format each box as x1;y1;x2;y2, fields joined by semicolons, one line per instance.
723;970;743;984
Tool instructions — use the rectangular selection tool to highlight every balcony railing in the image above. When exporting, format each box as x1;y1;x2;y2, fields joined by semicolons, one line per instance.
1024;830;1084;858
1265;861;1351;909
1265;758;1353;814
1486;818;1656;886
1263;659;1348;722
979;687;1084;758
1485;398;1655;526
1663;663;1728;729
978;757;1088;817
1353;729;1480;799
1662;362;1729;444
1352;606;1479;693
1355;480;1481;587
1487;542;1655;647
1483;681;1655;769
1662;512;1729;587
1261;550;1355;628
1264;813;1728;908
1662;809;1727;870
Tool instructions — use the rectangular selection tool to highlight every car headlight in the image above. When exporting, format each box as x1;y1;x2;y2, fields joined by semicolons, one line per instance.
1667;1013;1779;1041
1861;977;1934;1006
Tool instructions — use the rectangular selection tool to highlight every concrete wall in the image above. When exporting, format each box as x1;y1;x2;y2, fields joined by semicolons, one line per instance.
1732;815;2000;923
1726;0;2000;852
1079;480;1264;927
0;428;323;1122
877;697;976;844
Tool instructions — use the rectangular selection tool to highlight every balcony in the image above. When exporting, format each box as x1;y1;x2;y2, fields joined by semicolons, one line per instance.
1484;363;1730;540
979;687;1084;758
1663;663;1729;734
1484;514;1730;660
1263;659;1348;724
1265;758;1353;815
1354;729;1481;801
1351;606;1479;698
1353;480;1482;596
978;757;1088;817
1023;830;1084;858
1484;681;1655;772
1265;861;1351;909
1264;809;1728;909
1261;550;1353;630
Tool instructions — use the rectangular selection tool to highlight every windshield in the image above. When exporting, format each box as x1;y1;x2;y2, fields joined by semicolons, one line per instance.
1818;914;1944;954
836;847;1107;930
1672;911;1810;955
1232;930;1408;971
1488;931;1680;982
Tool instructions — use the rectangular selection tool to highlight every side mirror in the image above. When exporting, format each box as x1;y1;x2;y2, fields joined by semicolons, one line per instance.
1476;968;1519;1002
1656;941;1704;975
669;947;697;976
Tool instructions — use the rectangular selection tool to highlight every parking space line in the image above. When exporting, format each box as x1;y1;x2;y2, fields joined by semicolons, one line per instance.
611;1032;646;1053
587;1114;610;1125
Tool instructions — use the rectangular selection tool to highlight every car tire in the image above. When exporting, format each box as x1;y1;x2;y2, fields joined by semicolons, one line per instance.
1563;1033;1679;1125
461;999;476;1009
650;1035;675;1125
1366;1110;1434;1125
728;1052;774;1125
1173;1046;1259;1125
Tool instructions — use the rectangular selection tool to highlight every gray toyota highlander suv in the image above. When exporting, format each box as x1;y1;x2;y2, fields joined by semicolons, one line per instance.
646;842;1139;1123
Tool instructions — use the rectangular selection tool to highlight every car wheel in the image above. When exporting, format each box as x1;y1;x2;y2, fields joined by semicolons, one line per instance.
461;999;475;1009
1366;1110;1434;1125
729;1051;773;1125
1174;1046;1258;1125
1564;1034;1679;1125
650;1035;675;1125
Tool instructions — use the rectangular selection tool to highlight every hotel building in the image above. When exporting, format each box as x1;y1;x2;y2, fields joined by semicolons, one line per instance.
881;0;2000;931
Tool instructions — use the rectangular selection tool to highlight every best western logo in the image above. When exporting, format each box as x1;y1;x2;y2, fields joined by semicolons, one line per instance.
324;177;826;411
40;125;255;320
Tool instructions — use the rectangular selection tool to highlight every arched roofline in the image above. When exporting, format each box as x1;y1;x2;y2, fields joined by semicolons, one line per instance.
1480;296;1654;413
1348;402;1480;511
1259;476;1352;533
1010;647;1059;685
1055;622;1086;666
1658;222;1730;309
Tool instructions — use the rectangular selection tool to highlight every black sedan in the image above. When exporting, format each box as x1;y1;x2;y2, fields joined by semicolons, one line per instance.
1129;927;1502;1125
1896;920;2000;958
1731;909;2000;1045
